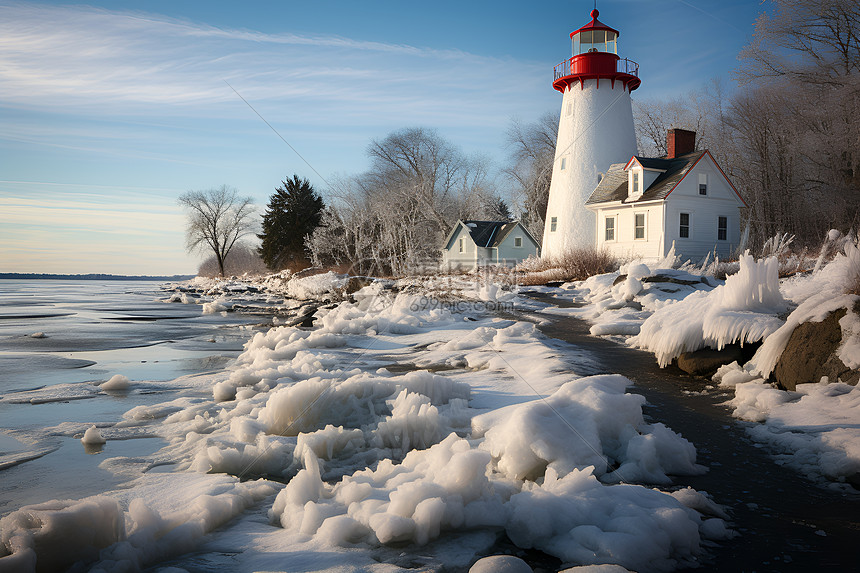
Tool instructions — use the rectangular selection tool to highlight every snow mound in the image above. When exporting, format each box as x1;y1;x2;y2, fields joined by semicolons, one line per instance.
474;375;703;485
269;431;720;573
265;376;719;573
729;379;860;486
506;467;721;572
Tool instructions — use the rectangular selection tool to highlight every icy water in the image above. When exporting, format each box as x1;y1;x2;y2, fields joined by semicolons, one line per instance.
528;293;860;573
0;280;271;516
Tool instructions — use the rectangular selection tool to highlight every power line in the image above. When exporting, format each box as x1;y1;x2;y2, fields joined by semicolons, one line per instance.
224;80;332;188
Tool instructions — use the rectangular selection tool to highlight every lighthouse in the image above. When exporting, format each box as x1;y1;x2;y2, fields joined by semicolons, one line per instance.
541;8;640;260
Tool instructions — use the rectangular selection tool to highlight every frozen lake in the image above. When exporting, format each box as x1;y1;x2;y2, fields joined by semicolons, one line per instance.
0;279;272;515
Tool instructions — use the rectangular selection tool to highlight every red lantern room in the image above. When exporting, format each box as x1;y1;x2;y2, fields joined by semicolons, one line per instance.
552;9;640;93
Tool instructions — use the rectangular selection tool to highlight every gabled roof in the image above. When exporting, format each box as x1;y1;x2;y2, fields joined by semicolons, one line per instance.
442;220;539;250
587;150;708;205
625;156;671;171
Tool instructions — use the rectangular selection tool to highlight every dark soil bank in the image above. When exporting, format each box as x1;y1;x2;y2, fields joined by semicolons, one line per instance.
525;295;860;573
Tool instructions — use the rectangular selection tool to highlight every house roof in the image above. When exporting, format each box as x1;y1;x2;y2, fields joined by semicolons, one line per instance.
442;220;539;250
586;150;707;205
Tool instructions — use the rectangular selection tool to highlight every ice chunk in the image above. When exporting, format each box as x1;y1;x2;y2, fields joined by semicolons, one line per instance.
81;425;107;445
0;496;124;571
633;254;787;367
101;374;131;391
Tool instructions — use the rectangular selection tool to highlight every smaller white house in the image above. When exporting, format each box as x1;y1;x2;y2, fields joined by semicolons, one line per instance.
441;220;540;270
585;129;747;263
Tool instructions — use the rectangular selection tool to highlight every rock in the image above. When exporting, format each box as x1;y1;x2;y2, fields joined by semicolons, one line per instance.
469;555;533;573
284;304;320;327
344;276;375;295
642;274;705;286
677;345;746;377
772;307;859;391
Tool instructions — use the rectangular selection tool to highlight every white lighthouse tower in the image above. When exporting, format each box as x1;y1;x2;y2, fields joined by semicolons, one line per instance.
541;8;640;259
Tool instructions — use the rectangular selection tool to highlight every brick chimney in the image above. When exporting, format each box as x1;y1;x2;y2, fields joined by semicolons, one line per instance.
667;128;696;159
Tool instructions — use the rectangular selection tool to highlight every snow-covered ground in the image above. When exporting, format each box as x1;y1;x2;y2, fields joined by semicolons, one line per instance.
2;238;858;572
539;238;860;490
2;274;731;573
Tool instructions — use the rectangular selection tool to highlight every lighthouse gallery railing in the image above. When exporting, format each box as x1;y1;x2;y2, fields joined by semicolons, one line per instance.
553;57;639;81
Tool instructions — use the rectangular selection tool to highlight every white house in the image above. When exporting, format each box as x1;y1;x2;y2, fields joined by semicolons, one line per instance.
441;220;540;270
585;129;747;263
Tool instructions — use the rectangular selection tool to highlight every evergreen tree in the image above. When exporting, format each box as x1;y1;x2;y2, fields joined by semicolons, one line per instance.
258;175;324;270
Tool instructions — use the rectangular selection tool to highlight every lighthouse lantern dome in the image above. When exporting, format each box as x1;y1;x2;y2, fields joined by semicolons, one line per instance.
571;10;618;55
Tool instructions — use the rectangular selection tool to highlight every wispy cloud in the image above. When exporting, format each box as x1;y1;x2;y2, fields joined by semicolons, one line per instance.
0;1;548;127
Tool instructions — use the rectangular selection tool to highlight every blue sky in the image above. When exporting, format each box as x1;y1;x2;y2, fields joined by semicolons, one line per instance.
0;0;766;275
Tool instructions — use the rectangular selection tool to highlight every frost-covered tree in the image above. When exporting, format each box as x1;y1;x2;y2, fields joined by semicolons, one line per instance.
178;185;255;277
258;175;324;271
307;128;498;275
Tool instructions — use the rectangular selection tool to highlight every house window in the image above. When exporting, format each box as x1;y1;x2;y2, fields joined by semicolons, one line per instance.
550;217;557;232
634;213;646;240
514;237;523;247
458;237;464;253
560;157;567;170
718;216;727;241
698;173;708;195
605;217;615;241
679;213;690;238
632;171;639;193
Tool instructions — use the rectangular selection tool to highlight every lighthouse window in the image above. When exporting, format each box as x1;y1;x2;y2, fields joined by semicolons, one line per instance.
679;213;690;238
592;30;605;51
560;157;567;170
550;217;558;232
607;32;617;54
579;30;592;52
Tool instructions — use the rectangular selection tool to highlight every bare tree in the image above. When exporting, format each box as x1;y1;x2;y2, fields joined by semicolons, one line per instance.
178;185;255;277
504;112;557;241
733;0;860;244
197;244;267;278
737;0;860;86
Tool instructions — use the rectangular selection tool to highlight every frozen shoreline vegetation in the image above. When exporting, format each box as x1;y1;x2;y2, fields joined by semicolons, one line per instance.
1;273;731;573
548;235;860;489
